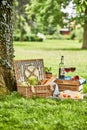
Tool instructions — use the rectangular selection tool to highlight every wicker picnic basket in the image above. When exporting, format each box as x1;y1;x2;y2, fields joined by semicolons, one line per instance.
17;85;54;98
54;79;83;91
14;59;54;98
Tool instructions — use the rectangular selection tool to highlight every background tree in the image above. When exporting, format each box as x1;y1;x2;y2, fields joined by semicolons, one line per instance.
73;0;87;48
14;0;32;41
25;0;87;48
0;0;16;94
25;0;68;34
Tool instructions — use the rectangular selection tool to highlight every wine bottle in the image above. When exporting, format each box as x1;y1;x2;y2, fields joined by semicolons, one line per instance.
59;56;65;79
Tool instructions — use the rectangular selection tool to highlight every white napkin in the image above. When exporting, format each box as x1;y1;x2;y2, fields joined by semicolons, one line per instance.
50;82;60;97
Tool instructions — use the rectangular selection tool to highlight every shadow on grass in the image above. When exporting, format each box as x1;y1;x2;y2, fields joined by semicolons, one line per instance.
14;42;87;51
42;48;87;51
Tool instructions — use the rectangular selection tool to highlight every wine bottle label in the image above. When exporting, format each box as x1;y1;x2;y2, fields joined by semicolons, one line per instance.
58;56;65;79
59;68;65;79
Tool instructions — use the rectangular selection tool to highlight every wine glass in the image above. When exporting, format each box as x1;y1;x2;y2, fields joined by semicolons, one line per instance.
70;67;76;72
64;68;71;73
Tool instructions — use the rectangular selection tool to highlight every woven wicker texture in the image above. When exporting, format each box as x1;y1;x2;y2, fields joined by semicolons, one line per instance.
14;59;54;98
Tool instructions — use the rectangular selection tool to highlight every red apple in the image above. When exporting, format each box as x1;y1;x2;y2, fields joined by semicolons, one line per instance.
74;75;79;80
72;75;80;80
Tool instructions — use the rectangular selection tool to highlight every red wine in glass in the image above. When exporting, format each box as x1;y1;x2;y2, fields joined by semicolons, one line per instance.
64;68;71;73
70;67;76;72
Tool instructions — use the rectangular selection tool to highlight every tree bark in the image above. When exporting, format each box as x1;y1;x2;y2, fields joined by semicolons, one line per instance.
82;24;87;49
82;7;87;49
0;0;17;94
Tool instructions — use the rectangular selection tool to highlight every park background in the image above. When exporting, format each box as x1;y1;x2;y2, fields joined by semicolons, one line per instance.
0;0;87;130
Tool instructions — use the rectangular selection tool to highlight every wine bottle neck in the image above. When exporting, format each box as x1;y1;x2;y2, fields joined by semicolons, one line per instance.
61;56;64;64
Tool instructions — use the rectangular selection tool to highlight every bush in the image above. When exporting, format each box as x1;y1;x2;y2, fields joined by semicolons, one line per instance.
75;28;83;43
53;32;63;40
23;34;39;41
13;33;44;42
70;28;83;42
70;30;76;40
46;32;71;40
13;34;20;41
29;34;43;42
23;34;30;41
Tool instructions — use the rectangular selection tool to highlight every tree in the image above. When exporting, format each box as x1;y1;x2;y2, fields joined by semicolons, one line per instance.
73;0;87;48
26;0;87;48
0;0;16;94
25;0;68;34
14;0;32;41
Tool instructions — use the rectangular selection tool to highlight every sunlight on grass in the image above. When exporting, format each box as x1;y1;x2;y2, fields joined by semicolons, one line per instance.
14;39;86;75
14;39;87;92
0;92;87;130
0;40;87;130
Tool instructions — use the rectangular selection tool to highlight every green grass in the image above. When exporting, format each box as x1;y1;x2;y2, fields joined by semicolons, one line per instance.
0;39;87;130
14;39;86;76
14;39;87;92
0;92;87;130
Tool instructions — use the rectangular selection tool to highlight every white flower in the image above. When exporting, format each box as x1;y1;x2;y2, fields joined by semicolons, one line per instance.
37;33;46;40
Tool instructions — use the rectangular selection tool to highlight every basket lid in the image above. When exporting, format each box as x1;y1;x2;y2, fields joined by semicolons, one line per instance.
14;59;45;84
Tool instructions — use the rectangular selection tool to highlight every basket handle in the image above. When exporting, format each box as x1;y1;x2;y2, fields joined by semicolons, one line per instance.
50;85;54;91
31;86;36;93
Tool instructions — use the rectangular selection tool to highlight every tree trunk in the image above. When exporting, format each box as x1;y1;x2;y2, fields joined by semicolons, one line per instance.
0;0;17;94
82;25;87;49
82;7;87;49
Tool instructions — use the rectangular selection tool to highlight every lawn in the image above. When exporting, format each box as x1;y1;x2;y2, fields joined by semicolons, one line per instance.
0;39;87;130
0;92;87;130
14;39;86;77
14;39;87;92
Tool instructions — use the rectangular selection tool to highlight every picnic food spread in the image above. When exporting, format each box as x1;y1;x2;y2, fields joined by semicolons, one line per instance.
58;90;83;100
14;58;86;99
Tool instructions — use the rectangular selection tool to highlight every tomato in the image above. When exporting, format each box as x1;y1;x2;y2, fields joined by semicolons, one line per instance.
63;93;67;98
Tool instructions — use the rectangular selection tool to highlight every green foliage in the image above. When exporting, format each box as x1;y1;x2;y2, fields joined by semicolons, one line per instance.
45;66;52;73
13;0;87;47
28;76;39;85
13;33;20;41
25;0;67;33
70;28;83;42
46;34;70;40
13;0;31;41
73;0;87;25
13;33;43;42
75;28;83;42
70;30;76;40
0;92;87;129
